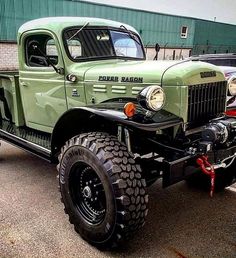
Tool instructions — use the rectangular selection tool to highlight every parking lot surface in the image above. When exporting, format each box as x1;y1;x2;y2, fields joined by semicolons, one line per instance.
0;141;236;258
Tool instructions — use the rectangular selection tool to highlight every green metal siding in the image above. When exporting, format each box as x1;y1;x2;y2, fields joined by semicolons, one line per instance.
0;0;194;47
1;0;236;53
193;20;236;54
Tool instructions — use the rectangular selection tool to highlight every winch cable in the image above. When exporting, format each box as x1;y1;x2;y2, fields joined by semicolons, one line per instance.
196;156;215;197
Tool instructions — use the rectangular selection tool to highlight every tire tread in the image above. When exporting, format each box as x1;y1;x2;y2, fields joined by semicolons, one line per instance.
57;132;148;248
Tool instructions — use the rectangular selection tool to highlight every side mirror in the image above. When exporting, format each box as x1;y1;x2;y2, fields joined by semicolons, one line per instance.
28;40;40;52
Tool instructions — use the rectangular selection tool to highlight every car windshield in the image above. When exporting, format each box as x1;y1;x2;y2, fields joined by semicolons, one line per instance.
64;28;145;61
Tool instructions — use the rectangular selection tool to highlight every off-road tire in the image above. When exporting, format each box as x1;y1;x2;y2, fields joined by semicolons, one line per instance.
57;132;148;249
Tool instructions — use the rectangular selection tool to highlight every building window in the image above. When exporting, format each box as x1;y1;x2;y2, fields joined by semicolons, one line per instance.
181;26;188;38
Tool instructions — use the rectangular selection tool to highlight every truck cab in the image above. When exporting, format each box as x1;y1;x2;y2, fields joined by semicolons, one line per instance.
16;17;146;132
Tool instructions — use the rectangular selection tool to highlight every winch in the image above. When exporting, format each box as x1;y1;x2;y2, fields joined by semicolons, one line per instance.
201;117;236;146
196;117;236;197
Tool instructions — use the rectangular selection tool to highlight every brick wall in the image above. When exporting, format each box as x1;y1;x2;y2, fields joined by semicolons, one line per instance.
0;42;192;71
0;42;18;71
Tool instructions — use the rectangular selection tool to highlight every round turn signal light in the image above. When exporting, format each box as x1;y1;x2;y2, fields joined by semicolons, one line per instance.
124;102;136;118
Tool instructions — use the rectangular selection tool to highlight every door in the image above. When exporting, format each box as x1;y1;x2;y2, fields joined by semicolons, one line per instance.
19;31;67;133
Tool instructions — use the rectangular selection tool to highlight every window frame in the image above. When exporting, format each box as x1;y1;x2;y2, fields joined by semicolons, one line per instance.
23;30;61;70
180;26;188;39
62;26;146;62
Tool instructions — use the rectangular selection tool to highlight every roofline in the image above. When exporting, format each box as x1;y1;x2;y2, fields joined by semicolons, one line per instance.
18;16;138;35
78;0;236;27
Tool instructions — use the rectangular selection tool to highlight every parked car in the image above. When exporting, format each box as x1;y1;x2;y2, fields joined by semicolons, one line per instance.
225;72;236;115
218;66;236;111
219;66;236;115
189;53;236;67
219;66;236;80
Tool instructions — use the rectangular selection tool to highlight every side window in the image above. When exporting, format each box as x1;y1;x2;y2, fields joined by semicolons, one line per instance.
25;34;59;67
46;39;58;65
67;39;82;59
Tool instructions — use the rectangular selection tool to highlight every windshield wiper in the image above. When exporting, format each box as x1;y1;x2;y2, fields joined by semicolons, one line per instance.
120;25;141;45
67;22;89;42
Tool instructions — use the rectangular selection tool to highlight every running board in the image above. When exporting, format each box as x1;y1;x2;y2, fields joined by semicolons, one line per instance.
0;120;52;161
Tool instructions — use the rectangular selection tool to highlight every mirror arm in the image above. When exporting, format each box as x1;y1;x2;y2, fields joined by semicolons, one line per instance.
35;46;64;74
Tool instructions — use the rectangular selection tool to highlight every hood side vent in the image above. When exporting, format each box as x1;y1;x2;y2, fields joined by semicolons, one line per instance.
112;85;126;94
132;86;144;95
93;85;107;93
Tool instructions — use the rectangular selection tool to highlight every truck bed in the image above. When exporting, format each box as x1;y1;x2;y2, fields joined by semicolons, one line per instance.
0;71;52;161
0;71;25;126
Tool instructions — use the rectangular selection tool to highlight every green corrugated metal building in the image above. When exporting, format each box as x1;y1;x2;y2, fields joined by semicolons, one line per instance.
1;0;236;54
193;20;236;54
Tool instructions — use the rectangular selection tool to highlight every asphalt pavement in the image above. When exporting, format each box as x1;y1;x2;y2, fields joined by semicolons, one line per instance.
0;141;236;258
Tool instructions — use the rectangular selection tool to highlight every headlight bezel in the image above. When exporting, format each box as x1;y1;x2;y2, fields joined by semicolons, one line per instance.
137;85;165;111
228;76;236;96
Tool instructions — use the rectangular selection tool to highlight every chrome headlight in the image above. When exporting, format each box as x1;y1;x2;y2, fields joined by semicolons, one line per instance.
138;85;165;111
228;76;236;96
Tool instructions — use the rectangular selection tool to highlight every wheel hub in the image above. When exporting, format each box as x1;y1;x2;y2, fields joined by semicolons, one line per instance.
70;163;106;225
83;186;92;199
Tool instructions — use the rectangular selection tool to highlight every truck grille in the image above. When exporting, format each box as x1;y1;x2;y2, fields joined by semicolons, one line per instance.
187;81;227;126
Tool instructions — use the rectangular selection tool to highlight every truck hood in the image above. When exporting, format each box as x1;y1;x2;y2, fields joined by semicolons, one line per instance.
81;60;225;86
66;59;227;124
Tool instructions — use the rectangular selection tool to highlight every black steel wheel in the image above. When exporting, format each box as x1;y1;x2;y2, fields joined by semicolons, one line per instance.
70;163;106;225
58;132;148;249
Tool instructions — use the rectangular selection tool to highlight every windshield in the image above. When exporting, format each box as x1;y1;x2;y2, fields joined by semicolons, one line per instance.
64;28;145;61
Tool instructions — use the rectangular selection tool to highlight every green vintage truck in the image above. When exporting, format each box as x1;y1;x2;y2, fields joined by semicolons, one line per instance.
1;17;236;248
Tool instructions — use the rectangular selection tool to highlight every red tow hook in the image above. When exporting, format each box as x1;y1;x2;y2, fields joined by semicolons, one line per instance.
196;156;215;197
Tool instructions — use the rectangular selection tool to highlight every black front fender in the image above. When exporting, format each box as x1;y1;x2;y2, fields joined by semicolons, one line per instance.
51;104;183;158
81;106;183;131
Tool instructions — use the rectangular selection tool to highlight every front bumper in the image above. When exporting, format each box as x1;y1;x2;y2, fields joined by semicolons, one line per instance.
162;144;236;188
